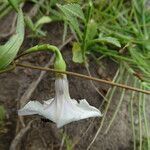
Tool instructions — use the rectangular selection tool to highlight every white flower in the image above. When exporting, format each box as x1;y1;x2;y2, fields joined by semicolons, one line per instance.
18;75;102;128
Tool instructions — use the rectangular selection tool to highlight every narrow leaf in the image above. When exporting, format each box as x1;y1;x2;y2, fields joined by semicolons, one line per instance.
96;36;121;47
25;16;35;31
0;9;24;70
35;16;52;29
8;0;20;12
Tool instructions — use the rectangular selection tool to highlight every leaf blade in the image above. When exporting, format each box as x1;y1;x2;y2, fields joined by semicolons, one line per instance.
58;3;85;21
0;9;24;70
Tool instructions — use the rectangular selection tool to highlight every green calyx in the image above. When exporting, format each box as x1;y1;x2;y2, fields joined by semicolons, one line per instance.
24;44;66;72
54;50;66;72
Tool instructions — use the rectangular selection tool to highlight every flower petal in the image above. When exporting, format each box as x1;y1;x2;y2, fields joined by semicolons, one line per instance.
18;101;43;116
43;98;54;106
18;76;102;128
56;98;101;128
18;100;57;123
76;99;102;113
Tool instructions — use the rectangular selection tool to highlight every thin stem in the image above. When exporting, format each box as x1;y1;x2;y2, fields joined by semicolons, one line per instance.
16;44;60;60
14;63;150;95
100;67;120;109
82;1;93;61
87;67;124;150
104;74;130;134
142;86;150;149
139;84;143;150
130;78;137;150
15;36;74;61
15;44;66;71
85;63;108;104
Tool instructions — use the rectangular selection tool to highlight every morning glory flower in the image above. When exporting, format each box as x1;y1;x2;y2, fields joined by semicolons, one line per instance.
18;75;102;128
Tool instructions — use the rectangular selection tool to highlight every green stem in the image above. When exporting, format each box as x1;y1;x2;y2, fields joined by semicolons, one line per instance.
82;1;93;62
87;66;125;150
17;44;66;71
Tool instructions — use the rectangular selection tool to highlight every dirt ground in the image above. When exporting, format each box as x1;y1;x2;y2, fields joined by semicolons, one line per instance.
0;11;133;150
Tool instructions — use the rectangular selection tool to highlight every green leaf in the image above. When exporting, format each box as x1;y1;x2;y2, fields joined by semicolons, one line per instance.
95;36;121;47
58;3;85;21
86;19;97;41
58;4;82;40
65;0;81;3
68;14;82;39
50;0;57;7
8;0;20;12
0;9;24;70
0;105;5;124
34;16;52;29
72;42;84;63
25;16;35;31
129;47;150;75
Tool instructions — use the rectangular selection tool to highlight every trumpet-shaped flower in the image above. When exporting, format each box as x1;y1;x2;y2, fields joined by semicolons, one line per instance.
18;75;102;128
